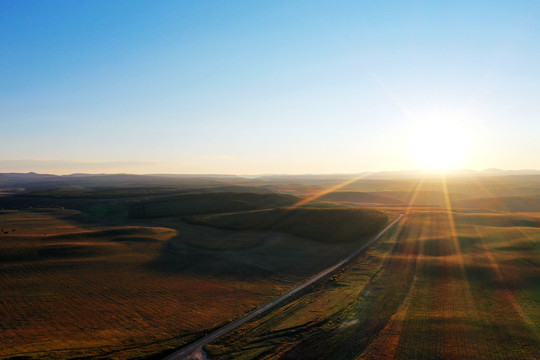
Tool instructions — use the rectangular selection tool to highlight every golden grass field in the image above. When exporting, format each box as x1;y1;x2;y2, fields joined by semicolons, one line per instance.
201;178;540;360
0;209;290;359
0;204;384;359
1;175;539;359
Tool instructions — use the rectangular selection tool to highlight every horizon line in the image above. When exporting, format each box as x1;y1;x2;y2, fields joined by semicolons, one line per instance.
2;168;540;178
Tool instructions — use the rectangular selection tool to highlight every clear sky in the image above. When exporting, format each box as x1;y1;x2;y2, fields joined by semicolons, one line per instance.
2;1;539;174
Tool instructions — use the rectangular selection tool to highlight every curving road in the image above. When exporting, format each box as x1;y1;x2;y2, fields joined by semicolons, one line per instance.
163;214;404;360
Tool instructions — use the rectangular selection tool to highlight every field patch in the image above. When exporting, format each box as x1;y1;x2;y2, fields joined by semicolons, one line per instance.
456;195;540;212
46;226;177;242
128;192;299;218
185;232;267;250
0;206;387;359
188;207;388;244
202;210;540;359
317;191;406;205
2;176;539;359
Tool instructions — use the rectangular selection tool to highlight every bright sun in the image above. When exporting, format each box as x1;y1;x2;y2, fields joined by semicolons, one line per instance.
409;120;471;170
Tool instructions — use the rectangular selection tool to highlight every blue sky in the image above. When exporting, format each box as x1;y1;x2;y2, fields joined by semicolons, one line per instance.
2;1;539;174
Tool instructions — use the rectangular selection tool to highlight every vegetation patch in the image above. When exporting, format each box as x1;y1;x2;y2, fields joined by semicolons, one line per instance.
128;192;299;218
37;243;107;259
456;195;540;212
185;233;265;250
317;191;405;205
46;227;177;241
188;207;388;244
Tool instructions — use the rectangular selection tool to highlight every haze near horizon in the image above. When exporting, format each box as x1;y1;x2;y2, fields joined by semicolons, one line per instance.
2;1;540;174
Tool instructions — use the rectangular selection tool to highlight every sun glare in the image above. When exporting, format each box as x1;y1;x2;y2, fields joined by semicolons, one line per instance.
409;119;471;170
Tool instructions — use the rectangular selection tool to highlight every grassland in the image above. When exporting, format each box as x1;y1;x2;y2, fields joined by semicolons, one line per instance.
455;194;540;212
200;179;540;359
0;188;389;359
188;208;388;244
128;192;298;219
1;174;539;359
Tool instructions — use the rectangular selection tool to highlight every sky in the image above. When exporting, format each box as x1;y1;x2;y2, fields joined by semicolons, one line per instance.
1;0;539;175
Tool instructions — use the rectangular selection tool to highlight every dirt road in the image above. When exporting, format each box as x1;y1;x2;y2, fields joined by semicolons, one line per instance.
162;214;404;360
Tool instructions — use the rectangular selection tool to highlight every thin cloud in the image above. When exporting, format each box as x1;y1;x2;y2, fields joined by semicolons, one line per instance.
0;159;155;173
194;155;236;160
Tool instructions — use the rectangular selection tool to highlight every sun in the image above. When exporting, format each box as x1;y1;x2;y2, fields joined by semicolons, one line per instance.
409;119;471;170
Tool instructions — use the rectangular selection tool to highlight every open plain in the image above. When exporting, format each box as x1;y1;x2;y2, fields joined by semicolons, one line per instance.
0;172;539;359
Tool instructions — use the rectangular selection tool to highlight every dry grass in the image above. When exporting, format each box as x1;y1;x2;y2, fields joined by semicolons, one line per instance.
204;210;540;359
0;210;287;359
0;206;381;359
2;176;539;359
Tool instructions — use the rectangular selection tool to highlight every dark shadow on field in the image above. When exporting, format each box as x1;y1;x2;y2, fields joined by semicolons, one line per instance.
149;243;276;279
458;235;484;251
218;222;417;360
0;191;389;284
146;224;365;281
421;237;457;257
421;261;539;293
0;203;368;283
394;318;538;359
496;241;540;251
454;213;540;228
415;235;498;255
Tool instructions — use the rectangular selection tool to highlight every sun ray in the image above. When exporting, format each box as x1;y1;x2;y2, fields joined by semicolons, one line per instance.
439;172;477;298
472;225;538;337
289;173;373;209
465;174;518;213
369;72;417;123
405;174;426;215
440;172;462;260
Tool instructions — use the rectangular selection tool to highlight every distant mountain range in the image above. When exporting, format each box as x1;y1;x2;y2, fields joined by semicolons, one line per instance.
0;172;249;190
1;169;539;191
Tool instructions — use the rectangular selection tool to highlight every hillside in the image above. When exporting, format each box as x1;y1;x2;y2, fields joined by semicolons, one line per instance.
317;191;406;204
189;207;388;244
129;192;300;218
455;195;540;212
